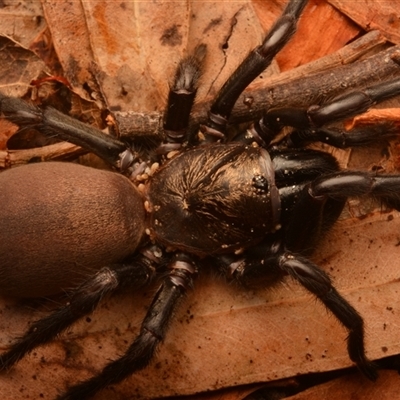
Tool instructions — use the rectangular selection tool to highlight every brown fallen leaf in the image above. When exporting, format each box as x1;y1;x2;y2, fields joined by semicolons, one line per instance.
254;0;362;71
0;36;48;98
42;1;267;113
0;2;46;49
286;369;400;400
328;0;400;44
345;108;400;130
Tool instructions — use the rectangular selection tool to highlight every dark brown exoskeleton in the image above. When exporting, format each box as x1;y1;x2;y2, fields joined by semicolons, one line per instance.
147;143;280;256
1;0;400;399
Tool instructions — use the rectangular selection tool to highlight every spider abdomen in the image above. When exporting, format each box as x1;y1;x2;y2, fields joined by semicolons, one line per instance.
147;143;276;256
0;162;146;297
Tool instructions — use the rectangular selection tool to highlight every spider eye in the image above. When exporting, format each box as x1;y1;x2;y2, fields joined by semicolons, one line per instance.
252;174;269;193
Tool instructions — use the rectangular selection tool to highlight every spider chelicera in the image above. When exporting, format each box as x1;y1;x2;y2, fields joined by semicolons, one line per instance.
0;0;400;399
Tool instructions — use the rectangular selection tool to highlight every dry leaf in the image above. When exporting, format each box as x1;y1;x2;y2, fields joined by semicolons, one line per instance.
287;369;400;400
0;36;48;97
328;0;400;44
0;1;46;49
42;1;266;113
254;0;362;71
345;109;400;130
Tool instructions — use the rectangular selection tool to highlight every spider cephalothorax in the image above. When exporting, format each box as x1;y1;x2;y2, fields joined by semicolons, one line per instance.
0;0;400;399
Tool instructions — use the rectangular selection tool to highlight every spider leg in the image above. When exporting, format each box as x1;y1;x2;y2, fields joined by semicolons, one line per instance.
205;0;308;138
218;247;377;381
276;252;378;380
0;249;159;371
161;44;206;152
58;253;198;400
250;76;400;145
286;123;399;149
306;170;400;208
279;170;400;251
0;92;131;168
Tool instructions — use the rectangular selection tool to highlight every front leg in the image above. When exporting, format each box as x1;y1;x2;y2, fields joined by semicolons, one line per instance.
0;92;132;168
205;0;308;138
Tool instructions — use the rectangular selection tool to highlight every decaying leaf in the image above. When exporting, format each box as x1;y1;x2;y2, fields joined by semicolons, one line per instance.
0;36;47;97
328;0;400;45
253;0;362;70
287;369;400;400
0;1;46;49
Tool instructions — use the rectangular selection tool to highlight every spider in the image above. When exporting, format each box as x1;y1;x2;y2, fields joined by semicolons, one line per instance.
1;0;400;399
